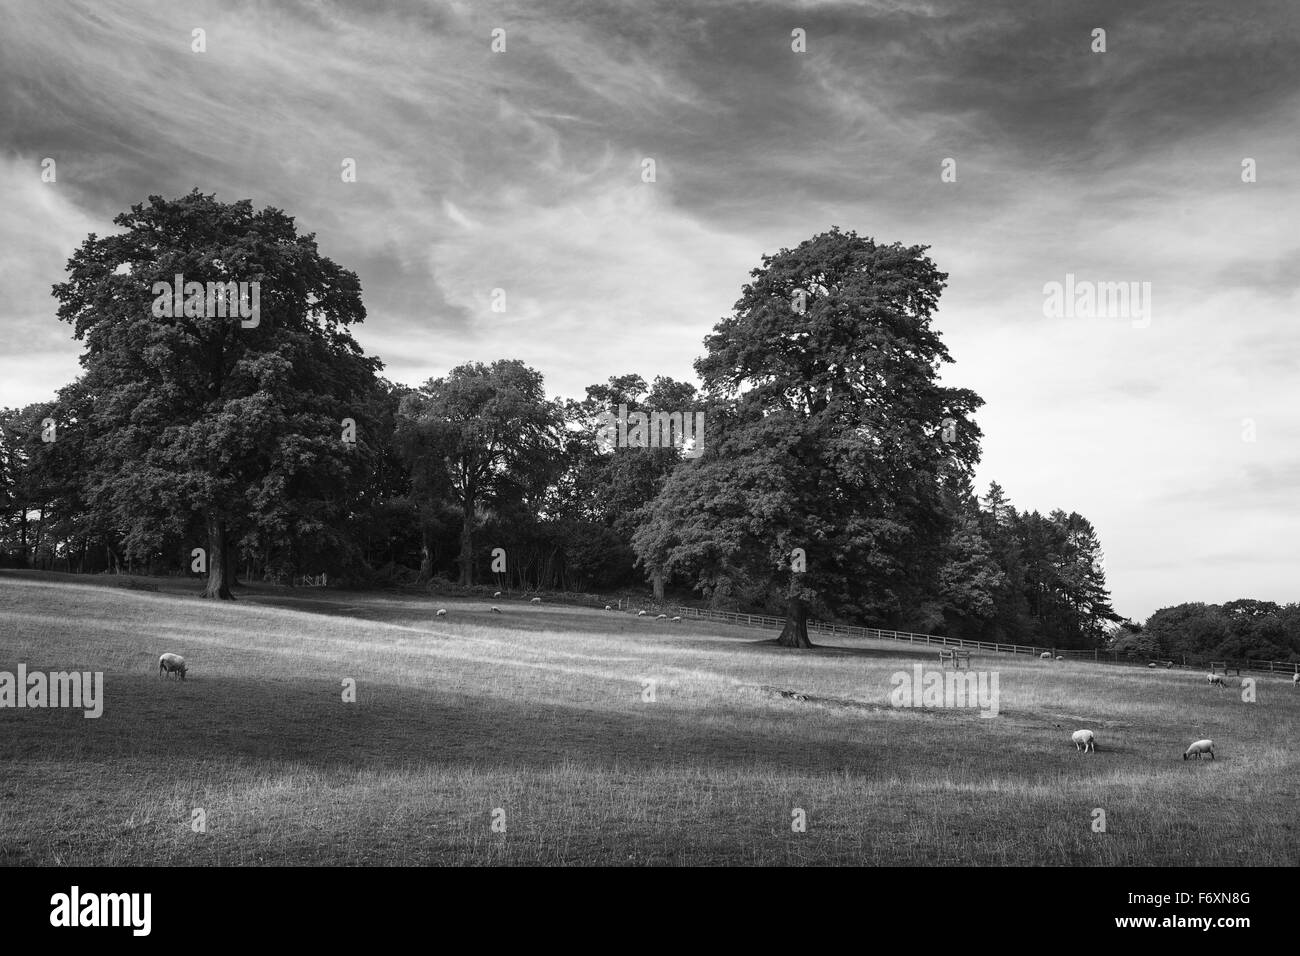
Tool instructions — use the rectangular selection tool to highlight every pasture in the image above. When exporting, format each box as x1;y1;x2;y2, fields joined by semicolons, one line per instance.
1;570;1296;866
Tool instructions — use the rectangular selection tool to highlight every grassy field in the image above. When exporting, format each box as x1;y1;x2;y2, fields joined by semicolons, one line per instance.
1;569;1296;866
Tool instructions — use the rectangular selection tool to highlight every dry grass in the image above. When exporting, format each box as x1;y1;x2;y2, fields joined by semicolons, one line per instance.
1;569;1296;865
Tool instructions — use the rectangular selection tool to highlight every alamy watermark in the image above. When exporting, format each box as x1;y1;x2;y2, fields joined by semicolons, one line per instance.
888;663;1000;718
0;664;103;718
1042;273;1151;329
595;404;705;458
150;273;260;328
50;886;150;936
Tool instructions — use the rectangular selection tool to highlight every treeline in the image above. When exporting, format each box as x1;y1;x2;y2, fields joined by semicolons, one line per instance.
0;368;674;596
950;483;1115;649
0;377;1114;643
0;191;1122;648
1111;600;1300;664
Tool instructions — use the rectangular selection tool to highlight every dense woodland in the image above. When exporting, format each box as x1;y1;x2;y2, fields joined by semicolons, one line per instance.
1;191;1293;659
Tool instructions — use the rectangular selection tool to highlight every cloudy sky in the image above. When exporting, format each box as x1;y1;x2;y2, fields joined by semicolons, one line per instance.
2;0;1298;620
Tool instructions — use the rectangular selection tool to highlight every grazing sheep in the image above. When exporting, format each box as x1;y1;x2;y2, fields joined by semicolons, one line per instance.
493;591;502;598
158;653;187;680
1206;673;1226;689
637;610;647;617
656;613;668;619
1184;739;1215;761
1147;662;1157;668
1040;652;1052;660
1071;729;1095;753
1292;673;1299;687
671;616;681;622
1056;655;1064;661
604;605;612;610
436;608;447;617
530;597;542;604
491;606;501;613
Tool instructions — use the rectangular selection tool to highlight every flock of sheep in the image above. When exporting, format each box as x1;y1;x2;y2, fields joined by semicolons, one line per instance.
428;594;684;622
153;593;691;689
155;595;1298;766
433;595;687;624
433;592;539;616
637;610;682;622
1065;664;1298;763
1071;727;1214;761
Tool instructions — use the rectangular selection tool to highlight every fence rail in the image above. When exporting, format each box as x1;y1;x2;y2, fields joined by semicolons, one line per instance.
427;585;1300;677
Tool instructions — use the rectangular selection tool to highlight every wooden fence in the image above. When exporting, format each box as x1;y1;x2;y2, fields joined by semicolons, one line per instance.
441;586;1299;677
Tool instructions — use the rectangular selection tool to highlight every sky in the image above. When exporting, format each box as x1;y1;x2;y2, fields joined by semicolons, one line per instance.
2;0;1298;621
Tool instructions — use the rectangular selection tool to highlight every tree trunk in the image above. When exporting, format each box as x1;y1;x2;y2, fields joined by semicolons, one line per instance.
777;596;814;648
652;569;665;602
419;528;433;580
458;505;474;586
31;505;45;564
203;518;235;600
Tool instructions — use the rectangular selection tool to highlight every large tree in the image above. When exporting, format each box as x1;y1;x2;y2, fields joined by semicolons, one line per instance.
933;483;1005;636
1013;508;1118;647
52;191;380;598
976;481;1033;642
556;374;699;598
2;395;94;570
634;227;984;647
396;360;561;586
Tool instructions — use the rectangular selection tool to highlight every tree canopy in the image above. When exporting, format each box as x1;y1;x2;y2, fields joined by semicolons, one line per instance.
635;228;984;646
49;190;380;598
0;208;1153;652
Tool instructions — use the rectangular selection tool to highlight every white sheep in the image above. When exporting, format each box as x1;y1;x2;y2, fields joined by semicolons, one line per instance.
604;604;612;610
637;610;647;617
1147;662;1157;668
1056;655;1064;661
671;616;681;622
1206;673;1225;690
1184;739;1215;760
530;597;542;604
1292;672;1299;687
1071;729;1095;753
656;613;668;619
1040;652;1052;660
436;608;447;617
490;606;501;613
493;591;502;598
158;653;187;680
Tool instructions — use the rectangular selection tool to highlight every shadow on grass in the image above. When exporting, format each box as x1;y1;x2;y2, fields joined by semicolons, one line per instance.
0;571;1073;780
0;670;884;777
